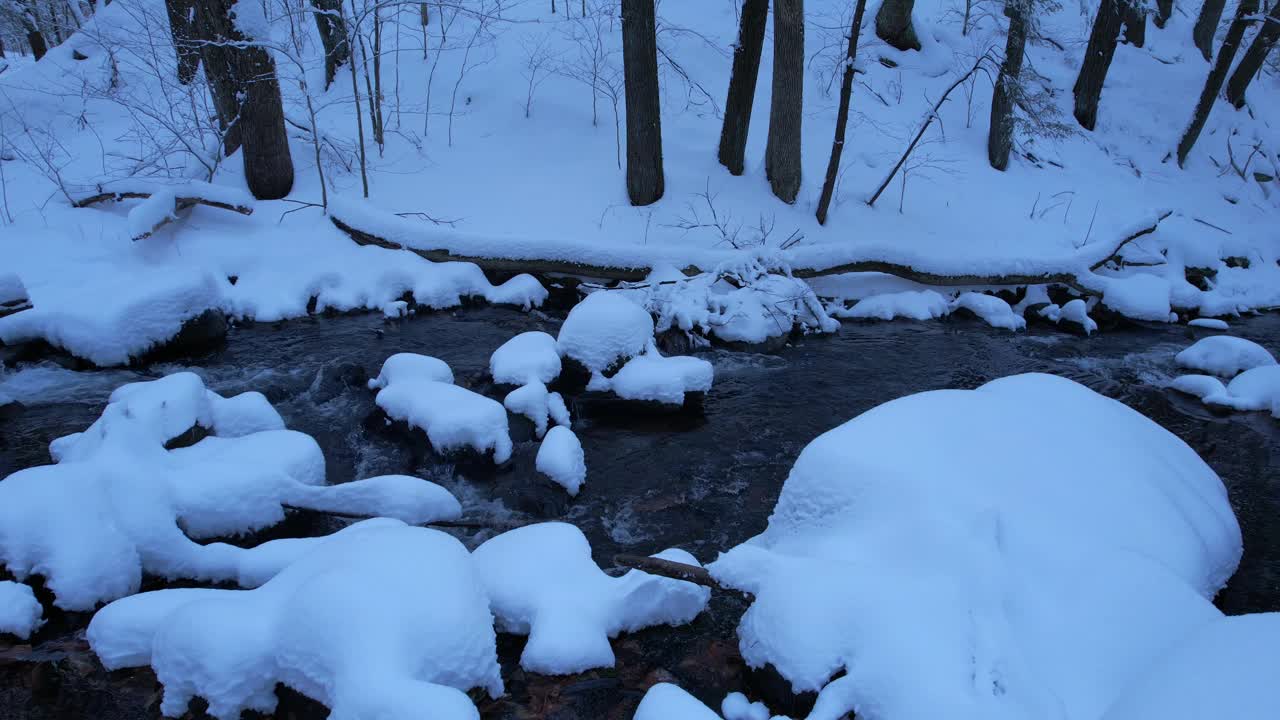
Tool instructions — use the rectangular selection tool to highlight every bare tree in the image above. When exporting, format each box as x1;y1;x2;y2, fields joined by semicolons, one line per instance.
1225;0;1280;108
521;32;557;118
163;0;200;84
1192;0;1227;61
815;0;868;224
766;0;804;203
311;0;350;90
1153;0;1171;28
1072;0;1127;130
193;0;295;199
989;0;1027;170
1121;1;1145;47
876;0;920;51
1178;0;1258;166
621;0;663;205
717;0;768;176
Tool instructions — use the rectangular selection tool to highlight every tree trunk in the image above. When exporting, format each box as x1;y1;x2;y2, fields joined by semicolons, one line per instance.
1154;0;1172;28
621;0;664;206
1178;0;1258;166
164;0;201;84
988;0;1027;171
1121;1;1146;47
1072;0;1124;131
815;0;868;224
20;2;47;60
1192;0;1227;61
311;0;350;90
875;0;920;51
1225;0;1280;108
193;0;295;199
717;0;768;176
766;0;804;204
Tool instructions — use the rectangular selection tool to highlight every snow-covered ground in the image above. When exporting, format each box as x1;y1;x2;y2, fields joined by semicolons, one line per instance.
0;0;1277;364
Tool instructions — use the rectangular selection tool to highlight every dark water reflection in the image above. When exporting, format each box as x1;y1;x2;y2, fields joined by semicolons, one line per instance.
2;308;1279;718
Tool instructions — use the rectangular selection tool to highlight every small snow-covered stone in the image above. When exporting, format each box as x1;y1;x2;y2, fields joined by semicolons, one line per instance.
375;378;512;463
491;331;561;385
951;292;1026;331
558;292;654;373
472;523;709;675
536;427;586;496
1175;336;1275;377
368;353;454;389
606;353;714;405
635;683;722;720
1188;318;1229;331
0;581;43;639
721;691;770;720
838;290;949;321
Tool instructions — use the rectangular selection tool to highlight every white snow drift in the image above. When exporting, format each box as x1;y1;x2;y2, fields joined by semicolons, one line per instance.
708;373;1242;720
0;372;463;610
87;519;503;720
472;522;709;675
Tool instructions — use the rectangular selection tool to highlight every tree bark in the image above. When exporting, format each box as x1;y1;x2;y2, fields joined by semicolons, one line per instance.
718;0;769;176
766;0;804;204
621;0;664;206
311;0;350;90
1225;0;1280;108
164;0;201;84
1178;0;1258;166
1121;1;1146;47
20;2;48;61
988;0;1027;171
815;0;868;224
1193;0;1228;61
1153;0;1172;28
875;0;920;51
193;0;295;199
1072;0;1125;131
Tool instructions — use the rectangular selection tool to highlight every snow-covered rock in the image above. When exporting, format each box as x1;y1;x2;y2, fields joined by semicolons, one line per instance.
708;373;1240;720
0;373;460;610
950;292;1026;331
87;519;503;720
635;683;722;720
536;426;586;496
1174;365;1280;415
381;300;410;318
1187;318;1229;330
472;523;709;675
502;381;570;438
1038;299;1098;335
374;376;513;463
1097;273;1173;322
1175;335;1275;377
491;331;562;385
368;352;454;389
1100;614;1280;720
602;352;715;406
837;290;950;321
557;291;654;374
0;581;43;639
720;691;770;720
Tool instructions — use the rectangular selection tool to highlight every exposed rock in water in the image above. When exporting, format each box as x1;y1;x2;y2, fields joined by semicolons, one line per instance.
133;309;229;366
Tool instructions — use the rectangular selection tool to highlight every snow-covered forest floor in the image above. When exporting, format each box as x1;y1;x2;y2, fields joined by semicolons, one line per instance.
2;0;1280;719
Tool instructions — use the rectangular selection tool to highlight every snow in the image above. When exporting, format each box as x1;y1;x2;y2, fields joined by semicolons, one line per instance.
557;291;654;374
602;352;716;405
472;523;709;675
1094;273;1174;322
87;519;503;720
368;352;455;388
1175;336;1276;377
1188;318;1229;331
951;292;1026;331
720;692;770;720
536;426;586;496
0;581;43;639
1176;365;1280;414
373;375;513;463
635;684;723;720
126;187;176;240
490;331;562;385
0;372;465;610
503;381;570;438
708;373;1241;720
0;274;27;306
1039;298;1098;334
1099;614;1280;720
836;290;949;321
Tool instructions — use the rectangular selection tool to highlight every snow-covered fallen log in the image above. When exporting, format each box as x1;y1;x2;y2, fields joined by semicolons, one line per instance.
0;274;31;319
329;198;1171;293
71;180;255;240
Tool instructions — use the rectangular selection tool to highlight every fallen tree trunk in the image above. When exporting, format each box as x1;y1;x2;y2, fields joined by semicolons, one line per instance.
73;190;254;216
330;210;1172;295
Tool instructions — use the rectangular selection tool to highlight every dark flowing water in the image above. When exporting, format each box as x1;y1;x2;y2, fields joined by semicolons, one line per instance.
2;308;1279;719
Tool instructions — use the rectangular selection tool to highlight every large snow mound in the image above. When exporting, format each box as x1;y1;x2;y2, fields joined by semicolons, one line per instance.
0;372;462;610
0;581;43;639
472;522;709;675
1099;613;1280;720
557;291;655;373
708;373;1240;720
87;519;503;720
371;354;512;463
1174;335;1276;377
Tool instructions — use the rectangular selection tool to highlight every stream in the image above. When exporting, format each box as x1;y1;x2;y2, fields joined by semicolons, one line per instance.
2;307;1279;719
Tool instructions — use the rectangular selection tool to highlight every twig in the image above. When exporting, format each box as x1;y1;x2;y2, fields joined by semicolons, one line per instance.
613;554;738;593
